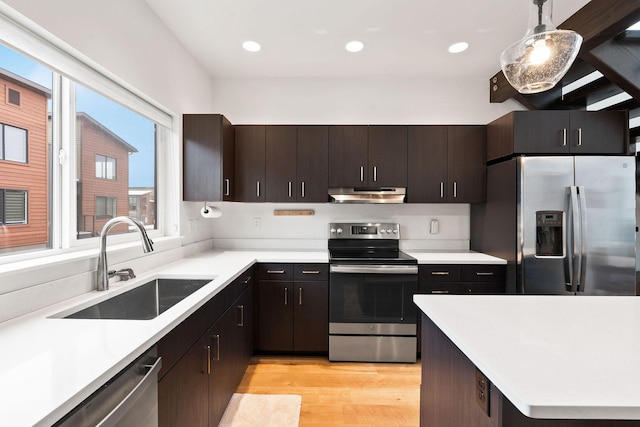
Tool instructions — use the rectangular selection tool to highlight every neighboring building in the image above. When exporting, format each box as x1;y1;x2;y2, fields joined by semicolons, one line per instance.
76;112;138;238
0;68;50;251
129;187;155;226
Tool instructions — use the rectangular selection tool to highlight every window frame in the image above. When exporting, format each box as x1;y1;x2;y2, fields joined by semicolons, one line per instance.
95;154;117;180
0;3;180;267
0;123;28;163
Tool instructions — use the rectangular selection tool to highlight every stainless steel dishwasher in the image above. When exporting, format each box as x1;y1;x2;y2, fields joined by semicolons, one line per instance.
54;346;162;427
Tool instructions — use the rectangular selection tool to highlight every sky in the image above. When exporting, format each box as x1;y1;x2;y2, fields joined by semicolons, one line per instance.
0;44;155;187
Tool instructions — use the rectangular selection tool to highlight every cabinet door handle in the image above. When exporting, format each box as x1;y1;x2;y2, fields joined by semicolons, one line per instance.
212;334;220;361
476;272;494;276
453;181;458;198
301;181;305;198
299;287;303;305
302;270;320;274
360;166;364;182
204;345;211;374
256;181;261;198
440;182;444;198
224;179;230;196
284;287;289;305
288;181;292;198
243;276;252;284
431;271;450;276
373;166;377;182
237;304;244;326
576;128;582;146
431;290;450;294
267;270;285;274
562;128;567;147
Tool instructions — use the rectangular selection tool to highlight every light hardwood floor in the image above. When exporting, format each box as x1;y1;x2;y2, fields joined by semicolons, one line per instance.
236;356;421;426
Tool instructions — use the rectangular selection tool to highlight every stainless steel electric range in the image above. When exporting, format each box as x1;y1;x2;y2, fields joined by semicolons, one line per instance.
328;222;418;363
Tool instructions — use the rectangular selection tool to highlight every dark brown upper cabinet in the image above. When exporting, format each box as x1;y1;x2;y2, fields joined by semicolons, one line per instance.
408;125;486;203
328;125;407;188
487;110;629;161
234;125;266;202
296;126;329;202
183;114;234;201
265;125;328;202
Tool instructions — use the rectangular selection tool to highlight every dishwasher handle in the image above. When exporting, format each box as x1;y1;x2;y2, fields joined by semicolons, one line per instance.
96;356;162;427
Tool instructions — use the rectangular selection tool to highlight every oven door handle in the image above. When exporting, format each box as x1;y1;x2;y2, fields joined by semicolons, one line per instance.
330;264;418;274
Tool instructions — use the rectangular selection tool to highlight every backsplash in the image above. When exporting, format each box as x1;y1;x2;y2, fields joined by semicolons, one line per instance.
206;202;470;250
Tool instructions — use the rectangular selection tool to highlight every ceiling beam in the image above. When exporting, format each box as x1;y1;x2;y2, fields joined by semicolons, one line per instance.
489;0;640;105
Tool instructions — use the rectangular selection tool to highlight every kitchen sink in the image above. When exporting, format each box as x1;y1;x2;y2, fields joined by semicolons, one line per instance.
62;278;213;320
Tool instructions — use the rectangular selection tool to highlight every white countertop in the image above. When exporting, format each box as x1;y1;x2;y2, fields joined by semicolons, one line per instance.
0;248;503;426
414;294;640;420
407;250;506;264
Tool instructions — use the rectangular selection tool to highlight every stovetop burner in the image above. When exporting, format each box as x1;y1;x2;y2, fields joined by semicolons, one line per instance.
328;222;416;265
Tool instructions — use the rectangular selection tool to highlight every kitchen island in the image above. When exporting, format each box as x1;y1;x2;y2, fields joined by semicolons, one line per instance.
414;294;640;426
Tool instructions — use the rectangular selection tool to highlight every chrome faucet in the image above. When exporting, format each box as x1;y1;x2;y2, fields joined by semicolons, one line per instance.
97;216;154;291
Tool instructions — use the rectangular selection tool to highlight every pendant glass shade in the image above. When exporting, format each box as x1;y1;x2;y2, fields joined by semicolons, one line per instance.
500;0;583;94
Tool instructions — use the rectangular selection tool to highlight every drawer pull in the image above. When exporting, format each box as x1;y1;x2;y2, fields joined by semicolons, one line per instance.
431;290;449;294
302;270;320;274
267;270;286;274
431;271;450;276
476;272;495;276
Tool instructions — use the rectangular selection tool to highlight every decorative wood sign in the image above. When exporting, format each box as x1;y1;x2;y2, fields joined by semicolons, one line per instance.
273;210;315;216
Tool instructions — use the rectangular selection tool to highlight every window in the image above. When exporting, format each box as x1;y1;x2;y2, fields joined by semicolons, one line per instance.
2;124;28;163
7;87;20;106
0;189;27;225
95;196;116;220
95;154;116;180
0;30;169;256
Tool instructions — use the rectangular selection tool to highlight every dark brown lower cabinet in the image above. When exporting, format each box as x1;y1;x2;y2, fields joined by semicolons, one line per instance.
255;263;328;353
158;269;253;427
421;315;640;427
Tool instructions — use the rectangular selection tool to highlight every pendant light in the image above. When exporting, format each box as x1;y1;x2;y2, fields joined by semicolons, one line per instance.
500;0;582;94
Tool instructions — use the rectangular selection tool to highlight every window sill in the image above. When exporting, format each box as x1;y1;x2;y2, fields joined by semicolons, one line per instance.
0;235;183;294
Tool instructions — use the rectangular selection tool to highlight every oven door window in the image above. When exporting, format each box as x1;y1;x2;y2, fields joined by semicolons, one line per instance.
329;273;417;324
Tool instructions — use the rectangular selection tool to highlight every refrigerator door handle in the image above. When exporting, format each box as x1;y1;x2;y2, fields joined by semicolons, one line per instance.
576;186;588;292
568;186;581;293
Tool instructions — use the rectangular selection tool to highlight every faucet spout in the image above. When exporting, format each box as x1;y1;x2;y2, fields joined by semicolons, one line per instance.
97;216;154;291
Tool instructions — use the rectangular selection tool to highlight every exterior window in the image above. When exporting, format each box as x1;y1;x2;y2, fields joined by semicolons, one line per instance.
7;87;20;106
1;124;28;163
95;196;116;220
0;189;27;225
95;154;116;180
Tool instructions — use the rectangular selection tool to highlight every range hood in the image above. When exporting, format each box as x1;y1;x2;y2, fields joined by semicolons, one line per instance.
329;187;406;204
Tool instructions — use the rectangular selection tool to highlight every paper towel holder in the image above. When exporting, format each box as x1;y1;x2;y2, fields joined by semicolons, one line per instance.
201;201;222;218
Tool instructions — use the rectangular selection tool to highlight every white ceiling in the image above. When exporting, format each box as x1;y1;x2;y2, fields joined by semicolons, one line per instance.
144;0;590;80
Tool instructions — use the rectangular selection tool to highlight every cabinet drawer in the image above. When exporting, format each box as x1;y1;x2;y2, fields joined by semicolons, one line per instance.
460;265;505;282
419;265;461;282
294;264;329;281
461;282;506;294
258;263;294;280
418;282;461;294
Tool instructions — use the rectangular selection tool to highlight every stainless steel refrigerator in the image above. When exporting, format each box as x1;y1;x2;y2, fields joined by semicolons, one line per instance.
471;156;636;295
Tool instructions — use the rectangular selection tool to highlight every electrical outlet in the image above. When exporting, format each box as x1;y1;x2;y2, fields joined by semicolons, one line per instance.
430;219;439;234
252;217;261;230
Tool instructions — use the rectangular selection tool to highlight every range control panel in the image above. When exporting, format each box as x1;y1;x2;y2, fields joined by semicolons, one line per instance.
329;223;400;239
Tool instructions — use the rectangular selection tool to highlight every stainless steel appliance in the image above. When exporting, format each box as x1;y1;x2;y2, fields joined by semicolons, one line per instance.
328;222;418;363
54;346;162;427
471;156;636;295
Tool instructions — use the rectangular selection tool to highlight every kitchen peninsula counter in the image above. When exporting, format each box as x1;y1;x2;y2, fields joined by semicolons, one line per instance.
0;248;504;426
414;294;640;425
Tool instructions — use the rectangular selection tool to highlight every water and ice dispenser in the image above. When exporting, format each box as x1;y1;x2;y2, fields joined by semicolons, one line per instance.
535;211;563;257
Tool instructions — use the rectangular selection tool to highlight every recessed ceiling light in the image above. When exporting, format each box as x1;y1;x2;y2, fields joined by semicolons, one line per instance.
448;42;469;54
242;40;261;52
345;40;364;53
